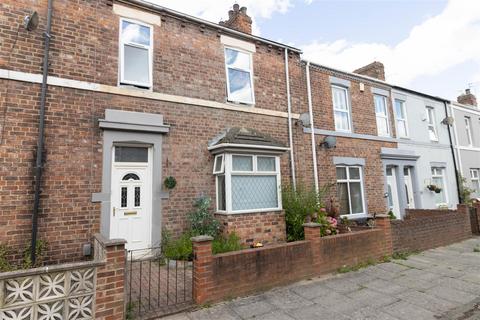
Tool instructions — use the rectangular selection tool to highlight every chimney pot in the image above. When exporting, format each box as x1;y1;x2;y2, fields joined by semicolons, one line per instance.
466;88;471;94
219;4;253;34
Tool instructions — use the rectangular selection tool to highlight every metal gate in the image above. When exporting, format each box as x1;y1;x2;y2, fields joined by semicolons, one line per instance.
125;248;194;319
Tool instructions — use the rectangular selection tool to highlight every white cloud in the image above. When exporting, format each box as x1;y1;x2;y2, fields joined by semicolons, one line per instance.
301;0;480;87
145;0;293;35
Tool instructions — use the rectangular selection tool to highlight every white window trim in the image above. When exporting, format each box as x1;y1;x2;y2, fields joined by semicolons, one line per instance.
214;153;281;214
470;169;479;191
118;17;153;89
332;85;352;133
224;46;255;105
213;154;224;174
431;167;448;205
394;99;409;138
336;165;367;218
426;106;438;142
374;94;390;137
465;117;473;146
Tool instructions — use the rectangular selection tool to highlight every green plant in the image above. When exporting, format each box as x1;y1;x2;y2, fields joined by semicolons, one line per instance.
338;259;376;273
387;210;397;220
212;233;244;254
458;174;475;205
282;183;329;242
163;176;177;190
0;244;12;272
391;251;416;260
188;197;221;238
125;301;136;320
22;240;47;269
163;233;193;261
473;246;480;253
316;214;338;237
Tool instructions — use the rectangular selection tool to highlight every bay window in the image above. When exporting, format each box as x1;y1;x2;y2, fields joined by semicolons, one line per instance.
119;18;153;88
336;166;366;216
225;47;254;104
374;94;390;136
214;154;281;213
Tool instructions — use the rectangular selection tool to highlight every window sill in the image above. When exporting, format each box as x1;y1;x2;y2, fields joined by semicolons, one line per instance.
226;100;255;107
215;208;283;215
118;83;153;91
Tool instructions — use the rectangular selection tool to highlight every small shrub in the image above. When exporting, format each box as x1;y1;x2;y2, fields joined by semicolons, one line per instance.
387;210;397;220
23;240;47;269
391;251;414;260
212;233;244;254
0;244;12;272
473;246;480;253
316;214;338;237
163;233;193;261
188;197;220;238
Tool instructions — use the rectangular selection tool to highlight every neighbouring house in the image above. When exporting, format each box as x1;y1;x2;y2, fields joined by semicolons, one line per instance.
0;0;471;267
387;86;459;217
450;89;480;199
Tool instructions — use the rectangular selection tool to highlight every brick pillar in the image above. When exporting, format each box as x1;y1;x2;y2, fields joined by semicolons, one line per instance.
303;223;321;275
457;204;474;237
93;234;126;320
191;235;214;305
303;223;321;241
375;215;393;256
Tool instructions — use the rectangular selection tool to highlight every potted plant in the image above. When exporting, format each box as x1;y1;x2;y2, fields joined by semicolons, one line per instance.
427;184;442;193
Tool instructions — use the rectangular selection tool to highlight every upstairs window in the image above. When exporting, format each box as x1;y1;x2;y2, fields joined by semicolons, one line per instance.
213;154;281;213
225;48;254;104
119;18;153;88
332;85;351;132
465;117;473;146
374;95;390;136
394;99;409;138
425;107;438;141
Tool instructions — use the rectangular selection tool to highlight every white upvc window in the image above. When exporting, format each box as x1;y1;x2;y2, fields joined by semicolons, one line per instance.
224;47;255;105
119;18;153;88
394;99;409;138
332;85;351;132
471;169;480;192
336;166;366;217
374;94;390;136
431;167;448;205
213;154;281;213
426;107;438;141
465;117;473;146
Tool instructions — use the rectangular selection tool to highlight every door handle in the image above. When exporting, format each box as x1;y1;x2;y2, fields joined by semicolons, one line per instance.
113;207;116;217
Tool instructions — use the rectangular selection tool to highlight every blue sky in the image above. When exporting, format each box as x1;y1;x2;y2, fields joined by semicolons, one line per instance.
150;0;480;101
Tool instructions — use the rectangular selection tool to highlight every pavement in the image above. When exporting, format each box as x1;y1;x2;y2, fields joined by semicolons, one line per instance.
164;237;480;320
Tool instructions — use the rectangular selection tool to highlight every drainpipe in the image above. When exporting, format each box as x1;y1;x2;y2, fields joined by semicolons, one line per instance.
31;0;53;265
443;101;462;204
305;62;319;192
284;48;296;188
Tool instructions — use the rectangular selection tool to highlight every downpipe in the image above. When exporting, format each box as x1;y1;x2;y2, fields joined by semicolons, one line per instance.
284;48;296;189
305;61;319;193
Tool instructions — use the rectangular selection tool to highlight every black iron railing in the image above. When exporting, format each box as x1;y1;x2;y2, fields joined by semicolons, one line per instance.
125;248;194;319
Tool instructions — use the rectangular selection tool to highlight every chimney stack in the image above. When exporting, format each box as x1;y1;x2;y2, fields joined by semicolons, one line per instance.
457;89;477;107
353;61;385;81
219;4;252;34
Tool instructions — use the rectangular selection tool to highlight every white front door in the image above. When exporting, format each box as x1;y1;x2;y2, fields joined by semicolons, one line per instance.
404;167;415;209
110;146;152;251
386;167;400;218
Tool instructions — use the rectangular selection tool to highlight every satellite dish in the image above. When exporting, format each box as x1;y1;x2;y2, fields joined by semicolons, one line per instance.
24;11;39;31
441;116;454;126
320;136;336;149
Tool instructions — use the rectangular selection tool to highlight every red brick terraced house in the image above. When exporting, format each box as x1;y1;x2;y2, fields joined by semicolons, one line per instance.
0;0;401;264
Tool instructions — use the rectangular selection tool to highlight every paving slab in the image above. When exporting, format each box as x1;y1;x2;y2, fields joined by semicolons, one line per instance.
381;300;438;320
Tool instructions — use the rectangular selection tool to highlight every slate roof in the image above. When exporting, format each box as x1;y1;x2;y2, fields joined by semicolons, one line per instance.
210;127;286;148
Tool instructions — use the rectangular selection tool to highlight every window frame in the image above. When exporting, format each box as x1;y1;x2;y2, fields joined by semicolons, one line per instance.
374;94;390;137
465;116;473;146
425;106;438;141
331;85;352;132
118;17;154;89
470;169;480;192
214;153;281;214
336;165;367;218
394;99;409;138
431;167;448;205
224;46;255;105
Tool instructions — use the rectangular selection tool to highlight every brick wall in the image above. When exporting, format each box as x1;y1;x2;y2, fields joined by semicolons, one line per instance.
391;205;472;253
215;211;286;246
470;203;480;235
192;216;392;304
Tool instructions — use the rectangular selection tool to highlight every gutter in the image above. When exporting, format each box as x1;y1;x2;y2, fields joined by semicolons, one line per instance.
305;62;319;192
285;48;296;188
31;0;53;265
443;101;462;204
120;0;302;53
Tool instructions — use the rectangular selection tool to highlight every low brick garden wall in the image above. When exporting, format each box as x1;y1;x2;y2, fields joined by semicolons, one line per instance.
0;234;125;320
191;215;392;304
391;204;472;254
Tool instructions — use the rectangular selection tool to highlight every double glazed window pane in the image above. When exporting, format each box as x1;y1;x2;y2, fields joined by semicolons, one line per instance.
226;48;250;70
375;95;389;136
231;175;277;211
334;111;350;131
122;20;150;45
124;45;150;85
336;166;364;215
226;48;253;104
332;87;350;131
115;147;148;162
232;155;253;171
397;120;408;137
217;175;226;211
257;157;275;171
